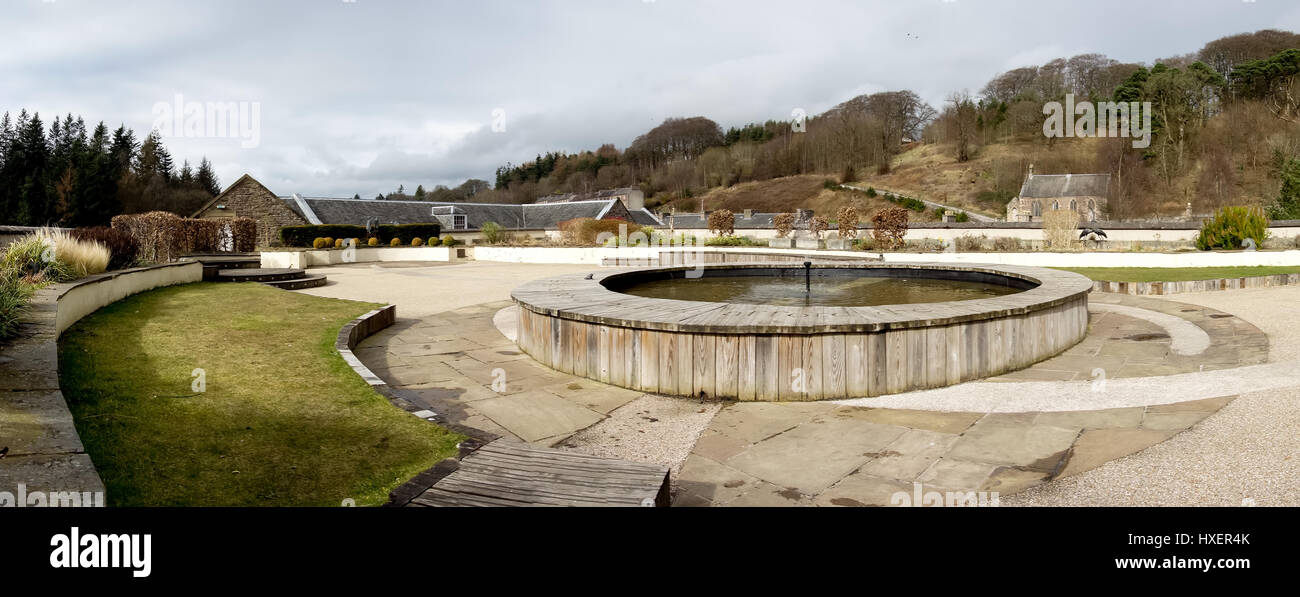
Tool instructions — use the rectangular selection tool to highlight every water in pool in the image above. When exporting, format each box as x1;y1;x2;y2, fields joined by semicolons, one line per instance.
617;274;1020;307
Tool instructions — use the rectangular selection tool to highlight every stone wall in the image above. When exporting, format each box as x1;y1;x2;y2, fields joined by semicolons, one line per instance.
195;175;306;248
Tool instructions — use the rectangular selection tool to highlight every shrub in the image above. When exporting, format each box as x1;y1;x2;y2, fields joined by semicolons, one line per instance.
312;238;328;249
836;206;860;239
481;221;505;244
773;213;796;238
368;237;379;247
1196;206;1271;251
333;238;344;249
704;235;764;247
440;235;458;247
992;237;1025;252
1043;209;1081;251
808;215;829;239
111;211;183;263
954;212;970;223
823;179;840;190
70;226;140;271
411;237;423;247
558;218;626;246
46;230;110;278
1;230;107;282
231;217;257;252
865;187;877;198
955;235;988;252
178;218;223;254
279;225;368;248
871;207;909;250
1;235;71;283
390;238;402;247
373;223;442;245
707;209;735;237
0;268;36;340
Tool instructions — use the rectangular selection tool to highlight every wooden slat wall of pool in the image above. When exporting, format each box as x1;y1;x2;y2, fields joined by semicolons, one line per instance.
516;295;1088;401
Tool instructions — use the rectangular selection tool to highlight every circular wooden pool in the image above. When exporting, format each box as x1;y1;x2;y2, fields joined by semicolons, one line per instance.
511;263;1093;402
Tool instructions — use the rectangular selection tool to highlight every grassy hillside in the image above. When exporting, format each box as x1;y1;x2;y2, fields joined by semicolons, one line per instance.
659;174;942;222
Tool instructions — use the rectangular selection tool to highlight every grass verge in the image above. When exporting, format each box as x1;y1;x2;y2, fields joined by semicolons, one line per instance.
1054;266;1300;283
59;282;463;506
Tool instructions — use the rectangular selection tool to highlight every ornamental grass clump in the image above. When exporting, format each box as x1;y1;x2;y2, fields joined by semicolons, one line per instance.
0;267;36;340
1;229;108;282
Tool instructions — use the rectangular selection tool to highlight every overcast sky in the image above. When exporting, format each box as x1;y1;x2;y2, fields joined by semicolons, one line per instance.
4;0;1299;197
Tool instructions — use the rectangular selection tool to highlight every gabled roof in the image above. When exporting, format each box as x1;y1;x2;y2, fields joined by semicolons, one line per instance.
191;174;291;219
1018;173;1111;199
273;195;660;230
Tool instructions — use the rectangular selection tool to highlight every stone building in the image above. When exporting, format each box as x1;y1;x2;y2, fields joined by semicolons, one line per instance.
1005;165;1111;222
192;174;661;246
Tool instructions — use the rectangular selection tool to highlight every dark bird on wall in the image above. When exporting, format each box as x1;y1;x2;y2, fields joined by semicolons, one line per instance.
1079;227;1108;241
0;446;8;459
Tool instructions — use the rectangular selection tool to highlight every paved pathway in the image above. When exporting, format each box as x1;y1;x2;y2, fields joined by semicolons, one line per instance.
336;262;1271;506
842;184;999;222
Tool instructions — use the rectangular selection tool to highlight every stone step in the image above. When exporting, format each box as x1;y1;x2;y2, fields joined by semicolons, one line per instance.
216;268;308;283
262;275;328;290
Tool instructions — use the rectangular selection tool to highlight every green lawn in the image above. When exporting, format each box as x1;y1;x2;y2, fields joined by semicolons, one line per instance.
1054;266;1300;283
59;282;463;507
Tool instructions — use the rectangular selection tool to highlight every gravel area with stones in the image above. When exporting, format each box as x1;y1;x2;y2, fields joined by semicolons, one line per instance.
1005;286;1300;507
559;394;722;477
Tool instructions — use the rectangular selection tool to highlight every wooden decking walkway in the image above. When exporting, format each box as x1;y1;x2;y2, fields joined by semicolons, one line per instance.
405;441;671;507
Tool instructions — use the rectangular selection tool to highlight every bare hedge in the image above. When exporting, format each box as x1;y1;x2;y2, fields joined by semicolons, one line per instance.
111;212;258;263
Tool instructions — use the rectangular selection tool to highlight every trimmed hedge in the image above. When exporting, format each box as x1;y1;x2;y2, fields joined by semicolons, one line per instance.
279;223;442;247
71;226;141;271
375;224;441;245
280;225;368;247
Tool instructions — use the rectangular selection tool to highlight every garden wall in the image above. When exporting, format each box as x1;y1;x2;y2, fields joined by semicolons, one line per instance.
260;246;454;269
0;262;202;505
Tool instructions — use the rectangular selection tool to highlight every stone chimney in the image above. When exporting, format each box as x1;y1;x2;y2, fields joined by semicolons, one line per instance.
1028;163;1034;177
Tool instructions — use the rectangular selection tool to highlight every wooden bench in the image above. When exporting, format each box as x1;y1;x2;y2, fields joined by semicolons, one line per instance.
404;441;671;507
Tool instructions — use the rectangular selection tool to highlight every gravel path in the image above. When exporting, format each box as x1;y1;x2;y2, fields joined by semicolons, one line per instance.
559;394;722;477
1005;286;1300;506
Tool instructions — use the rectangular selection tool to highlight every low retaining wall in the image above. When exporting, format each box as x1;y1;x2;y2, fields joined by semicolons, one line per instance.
475;246;1300;268
261;246;453;269
0;261;203;505
336;305;397;390
1093;273;1300;296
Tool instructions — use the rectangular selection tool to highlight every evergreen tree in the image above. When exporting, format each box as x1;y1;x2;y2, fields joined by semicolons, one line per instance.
196;157;221;195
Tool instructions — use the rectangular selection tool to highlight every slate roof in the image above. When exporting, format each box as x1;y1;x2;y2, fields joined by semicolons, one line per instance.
277;196;661;230
1018;174;1111;199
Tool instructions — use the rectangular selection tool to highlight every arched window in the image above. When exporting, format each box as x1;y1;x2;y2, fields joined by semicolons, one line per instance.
1070;200;1078;211
1032;201;1042;218
1052;200;1060;211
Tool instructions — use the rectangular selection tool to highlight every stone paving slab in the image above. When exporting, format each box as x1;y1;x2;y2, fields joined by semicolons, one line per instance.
332;267;1260;508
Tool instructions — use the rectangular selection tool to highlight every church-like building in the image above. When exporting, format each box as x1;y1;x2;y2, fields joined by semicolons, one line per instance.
1005;165;1111;223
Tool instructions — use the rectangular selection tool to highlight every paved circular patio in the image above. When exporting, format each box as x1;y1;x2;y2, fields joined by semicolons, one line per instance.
305;261;1294;506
